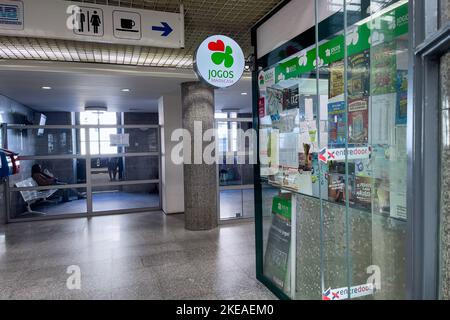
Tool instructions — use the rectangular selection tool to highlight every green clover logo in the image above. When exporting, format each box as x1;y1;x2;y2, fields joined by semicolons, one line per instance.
208;40;234;68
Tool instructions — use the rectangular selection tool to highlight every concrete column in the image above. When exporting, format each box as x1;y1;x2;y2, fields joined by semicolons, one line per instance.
159;91;185;214
440;52;450;300
181;82;218;231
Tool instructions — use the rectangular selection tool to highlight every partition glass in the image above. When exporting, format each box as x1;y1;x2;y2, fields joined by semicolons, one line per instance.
2;118;161;221
255;0;409;300
216;115;255;220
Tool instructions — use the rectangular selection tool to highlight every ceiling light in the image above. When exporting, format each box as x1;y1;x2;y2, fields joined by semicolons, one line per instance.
241;92;248;96
41;86;52;90
121;88;131;92
85;106;108;112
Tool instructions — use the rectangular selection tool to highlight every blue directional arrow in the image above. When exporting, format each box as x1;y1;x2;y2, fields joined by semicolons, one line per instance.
152;22;173;37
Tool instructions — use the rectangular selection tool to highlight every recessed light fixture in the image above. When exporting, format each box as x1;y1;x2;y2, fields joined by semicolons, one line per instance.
241;92;248;96
121;88;131;92
41;86;52;90
85;106;108;112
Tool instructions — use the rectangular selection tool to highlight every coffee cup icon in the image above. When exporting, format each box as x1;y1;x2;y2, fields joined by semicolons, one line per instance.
120;18;135;29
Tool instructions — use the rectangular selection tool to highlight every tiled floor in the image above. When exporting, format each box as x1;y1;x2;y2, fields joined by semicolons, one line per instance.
0;212;277;300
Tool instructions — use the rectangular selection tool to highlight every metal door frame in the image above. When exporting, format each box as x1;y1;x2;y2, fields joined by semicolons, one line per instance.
2;123;162;223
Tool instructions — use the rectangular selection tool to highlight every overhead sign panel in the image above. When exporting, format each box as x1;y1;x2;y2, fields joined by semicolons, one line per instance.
0;0;184;48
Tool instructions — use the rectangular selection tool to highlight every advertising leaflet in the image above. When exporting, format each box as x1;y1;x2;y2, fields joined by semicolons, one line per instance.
371;40;397;96
267;87;284;118
263;195;292;293
329;60;345;99
328;101;346;147
283;84;300;111
348;97;369;145
348;50;370;100
396;70;408;125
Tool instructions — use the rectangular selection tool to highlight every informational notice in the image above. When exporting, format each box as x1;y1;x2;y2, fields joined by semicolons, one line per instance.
263;195;292;293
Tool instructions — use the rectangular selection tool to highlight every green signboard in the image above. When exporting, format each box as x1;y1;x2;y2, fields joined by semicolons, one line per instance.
272;2;408;83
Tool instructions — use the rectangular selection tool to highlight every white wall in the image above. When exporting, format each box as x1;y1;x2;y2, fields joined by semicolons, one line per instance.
158;92;185;214
257;0;340;58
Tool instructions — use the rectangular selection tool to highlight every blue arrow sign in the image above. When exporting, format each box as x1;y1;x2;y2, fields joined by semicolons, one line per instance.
152;22;173;37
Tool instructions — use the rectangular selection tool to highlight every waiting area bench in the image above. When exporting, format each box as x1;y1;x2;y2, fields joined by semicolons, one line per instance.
15;178;58;215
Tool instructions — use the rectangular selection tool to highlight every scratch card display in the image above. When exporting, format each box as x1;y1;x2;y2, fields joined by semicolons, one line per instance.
328;101;346;147
267;87;284;117
329;60;345;99
348;50;370;99
353;176;372;211
396;70;408;125
371;41;397;96
283;85;300;110
348;98;369;145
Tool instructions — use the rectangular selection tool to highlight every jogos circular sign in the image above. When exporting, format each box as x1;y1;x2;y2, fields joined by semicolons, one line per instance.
194;35;245;88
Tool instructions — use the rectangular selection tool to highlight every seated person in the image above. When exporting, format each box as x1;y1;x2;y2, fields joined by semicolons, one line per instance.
31;164;85;202
31;164;58;186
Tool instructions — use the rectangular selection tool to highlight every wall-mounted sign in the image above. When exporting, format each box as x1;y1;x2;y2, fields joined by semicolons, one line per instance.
194;35;245;88
0;0;24;30
0;0;184;48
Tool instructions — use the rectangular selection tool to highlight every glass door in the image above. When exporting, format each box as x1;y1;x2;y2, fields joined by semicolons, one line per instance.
216;114;255;221
80;112;161;215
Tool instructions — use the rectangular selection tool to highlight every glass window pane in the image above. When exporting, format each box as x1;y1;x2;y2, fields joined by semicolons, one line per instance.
10;159;86;187
89;156;159;185
123;128;159;153
255;0;409;300
220;189;243;219
92;183;159;212
7;128;79;156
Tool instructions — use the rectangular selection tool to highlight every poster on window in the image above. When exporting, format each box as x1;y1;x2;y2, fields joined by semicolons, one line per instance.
110;134;130;147
267;87;283;118
328;101;346;147
329;60;345;99
348;50;370;99
263;195;292;293
371;41;397;96
396;70;408;125
348;98;369;145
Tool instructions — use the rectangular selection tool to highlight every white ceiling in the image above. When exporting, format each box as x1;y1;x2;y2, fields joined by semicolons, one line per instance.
0;61;252;113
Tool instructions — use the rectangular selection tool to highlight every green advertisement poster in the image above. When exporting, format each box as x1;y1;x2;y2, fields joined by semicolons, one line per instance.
271;195;292;220
272;2;408;84
264;195;292;292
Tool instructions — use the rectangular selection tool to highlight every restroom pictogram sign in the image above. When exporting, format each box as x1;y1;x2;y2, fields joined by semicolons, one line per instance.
0;0;184;49
73;6;104;37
